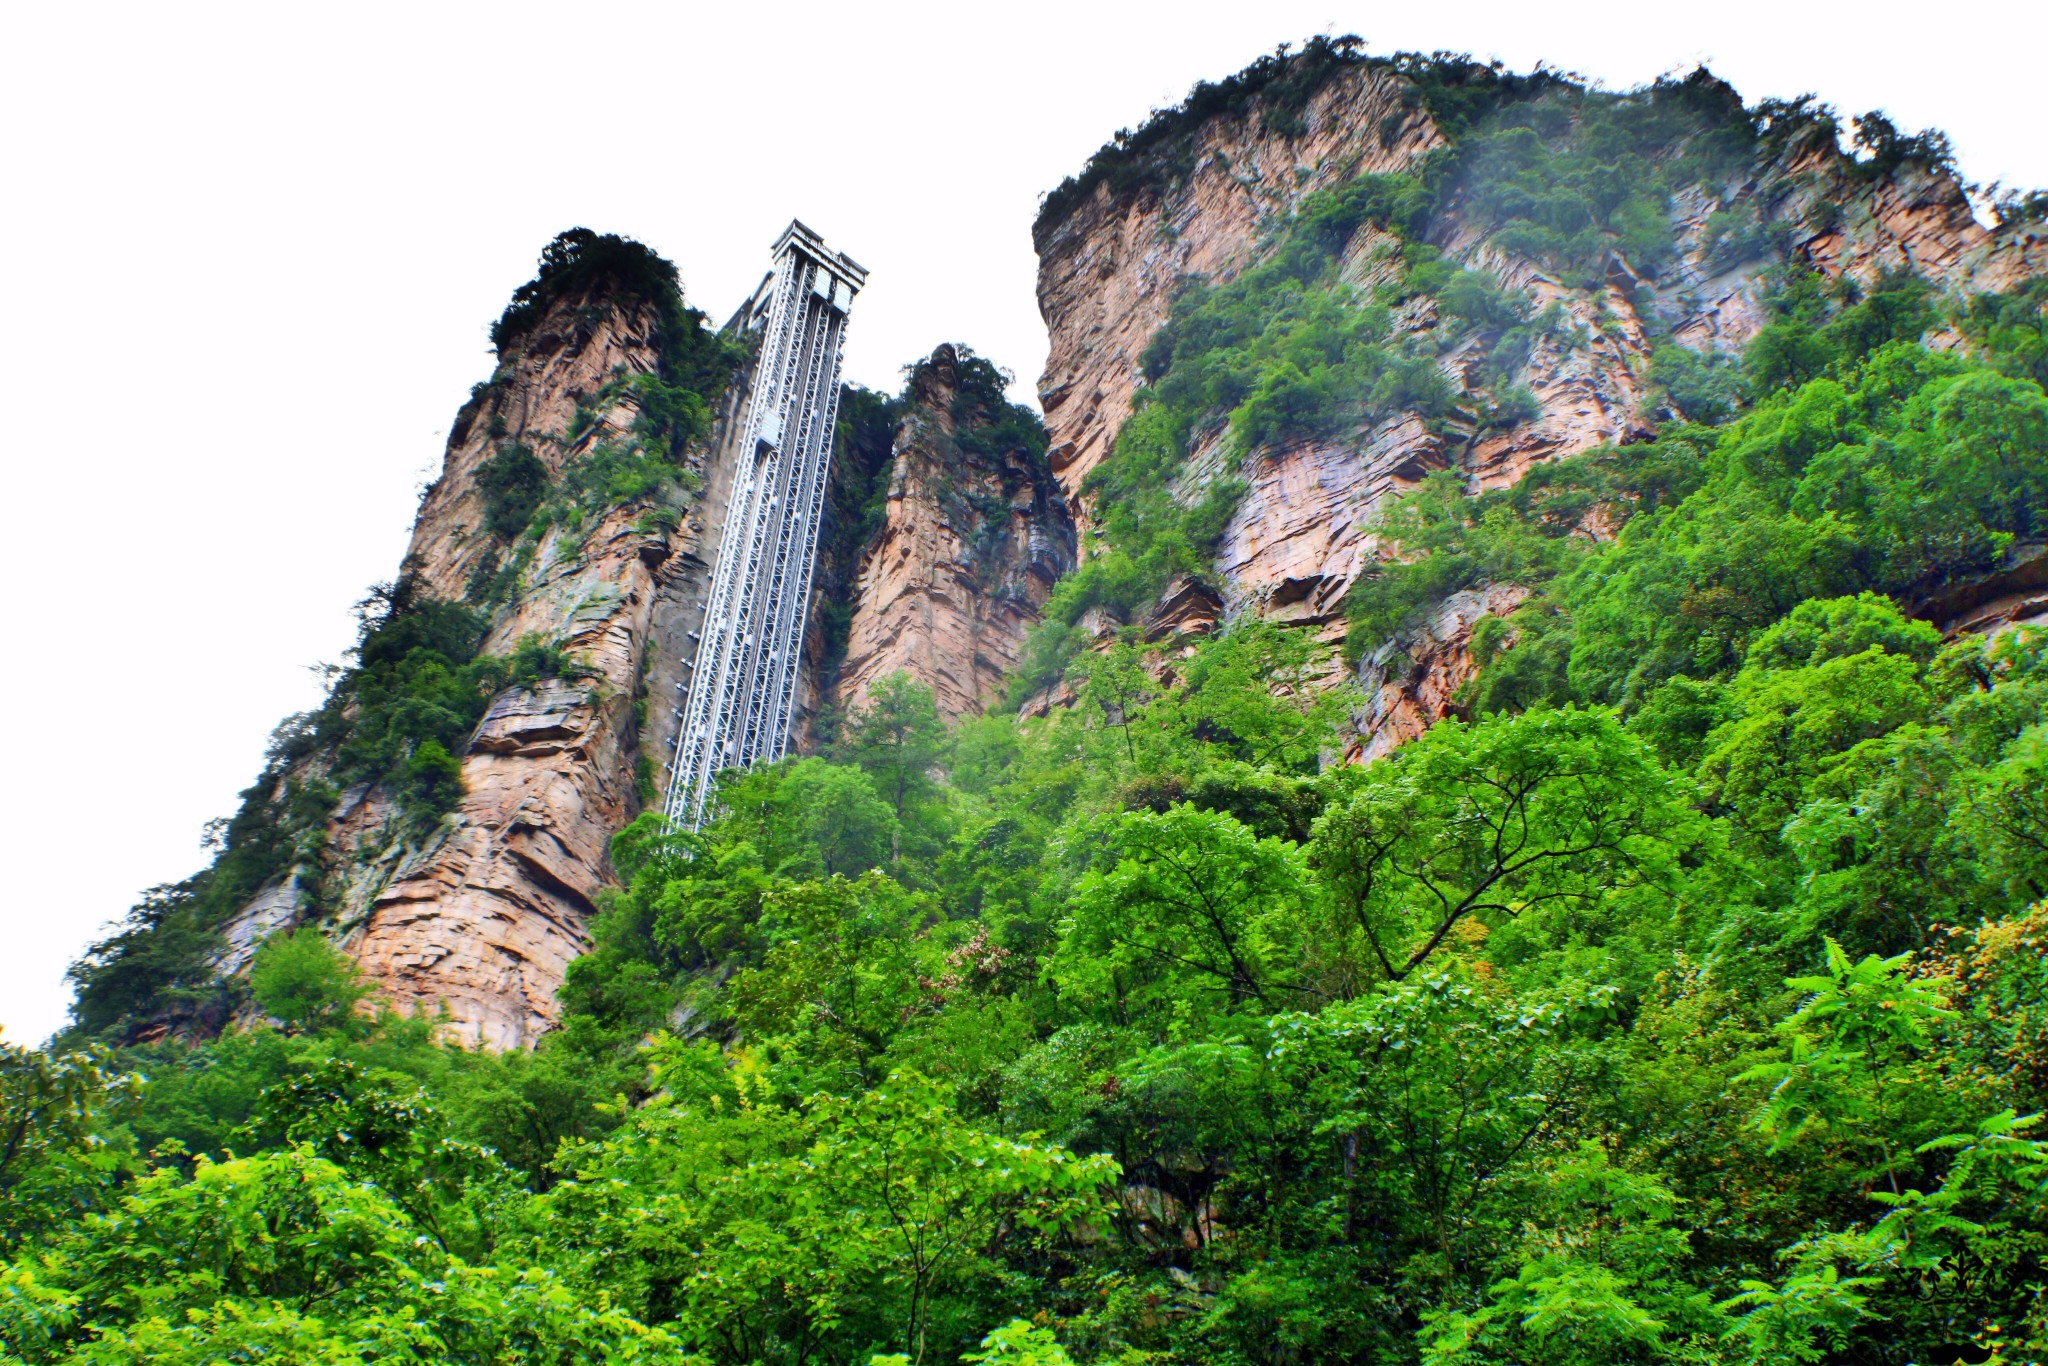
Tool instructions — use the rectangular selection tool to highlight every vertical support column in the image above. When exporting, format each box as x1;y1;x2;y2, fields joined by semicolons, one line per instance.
665;221;866;826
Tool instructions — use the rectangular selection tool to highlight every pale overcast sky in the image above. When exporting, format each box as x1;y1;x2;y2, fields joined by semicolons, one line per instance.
3;0;2042;1045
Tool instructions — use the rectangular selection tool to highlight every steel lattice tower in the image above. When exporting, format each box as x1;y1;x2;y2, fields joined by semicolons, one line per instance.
664;221;866;825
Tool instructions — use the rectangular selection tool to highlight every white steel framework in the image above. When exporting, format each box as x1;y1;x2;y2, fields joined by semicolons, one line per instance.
665;221;866;825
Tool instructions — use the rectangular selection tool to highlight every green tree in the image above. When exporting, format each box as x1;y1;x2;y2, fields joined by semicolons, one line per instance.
719;757;901;879
841;673;948;822
1421;1146;1713;1366
475;443;550;541
1312;707;1700;989
1699;645;1934;849
8;1146;674;1365
1737;938;1954;1170
724;872;936;1075
0;1040;144;1252
549;1053;1115;1366
248;929;373;1036
237;1056;509;1259
1269;974;1621;1290
1056;803;1315;1025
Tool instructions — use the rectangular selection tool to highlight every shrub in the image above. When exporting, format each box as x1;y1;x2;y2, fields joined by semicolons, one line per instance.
248;929;372;1035
492;228;685;352
475;443;549;540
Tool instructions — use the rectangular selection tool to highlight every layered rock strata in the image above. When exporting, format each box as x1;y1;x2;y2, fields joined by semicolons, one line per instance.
224;281;739;1049
1035;65;1444;502
197;53;2048;1048
1352;584;1530;763
1030;56;2048;748
221;279;1073;1044
827;346;1078;720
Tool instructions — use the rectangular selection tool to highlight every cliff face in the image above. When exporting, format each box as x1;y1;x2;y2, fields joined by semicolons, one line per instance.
116;53;2048;1053
211;263;1070;1045
1030;55;2048;747
826;346;1077;721
1035;65;1444;503
213;258;740;1050
784;387;899;748
359;296;690;1049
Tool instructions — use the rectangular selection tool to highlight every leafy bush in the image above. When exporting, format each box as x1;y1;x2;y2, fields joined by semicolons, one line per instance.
1846;109;1958;180
1442;83;1751;285
475;442;549;540
1959;278;2048;387
247;929;371;1036
1648;343;1740;423
492;227;687;352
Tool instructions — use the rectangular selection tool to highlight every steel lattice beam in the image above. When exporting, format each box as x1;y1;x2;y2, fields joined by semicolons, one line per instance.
664;222;866;826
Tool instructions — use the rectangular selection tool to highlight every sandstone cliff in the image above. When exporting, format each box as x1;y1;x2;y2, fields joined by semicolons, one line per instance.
93;49;2048;1053
208;238;745;1049
1029;47;2048;746
825;346;1077;721
359;293;699;1049
205;255;1072;1047
1035;61;1444;503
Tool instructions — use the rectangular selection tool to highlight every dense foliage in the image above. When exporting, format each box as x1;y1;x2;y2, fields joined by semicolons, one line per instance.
1013;40;1991;703
25;558;2048;1365
1346;283;2046;687
491;227;697;353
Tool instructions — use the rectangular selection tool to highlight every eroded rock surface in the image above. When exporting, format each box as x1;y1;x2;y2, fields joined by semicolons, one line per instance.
1034;64;1443;504
221;284;730;1049
829;346;1077;720
1352;584;1530;763
1031;58;2047;755
349;506;662;1050
205;56;2048;1049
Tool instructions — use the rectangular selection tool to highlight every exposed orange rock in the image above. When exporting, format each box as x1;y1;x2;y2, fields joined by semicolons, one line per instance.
347;506;660;1050
827;346;1076;721
406;292;668;604
221;285;728;1049
209;55;2048;1050
1030;59;2048;759
1034;64;1444;506
1351;584;1530;763
1145;576;1225;642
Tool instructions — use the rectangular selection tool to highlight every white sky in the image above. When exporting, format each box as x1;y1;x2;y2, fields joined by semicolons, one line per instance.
3;0;2042;1046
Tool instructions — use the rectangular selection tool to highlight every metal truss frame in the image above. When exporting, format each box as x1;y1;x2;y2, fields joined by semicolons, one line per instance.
664;221;866;826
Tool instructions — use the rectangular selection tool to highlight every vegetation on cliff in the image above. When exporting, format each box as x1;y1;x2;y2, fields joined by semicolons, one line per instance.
62;230;740;1047
465;230;746;606
806;381;905;706
1034;37;1571;241
1016;43;1997;698
807;344;1056;732
18;566;2048;1363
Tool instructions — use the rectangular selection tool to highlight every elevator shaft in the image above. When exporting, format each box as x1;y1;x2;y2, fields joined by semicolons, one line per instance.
664;220;865;825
